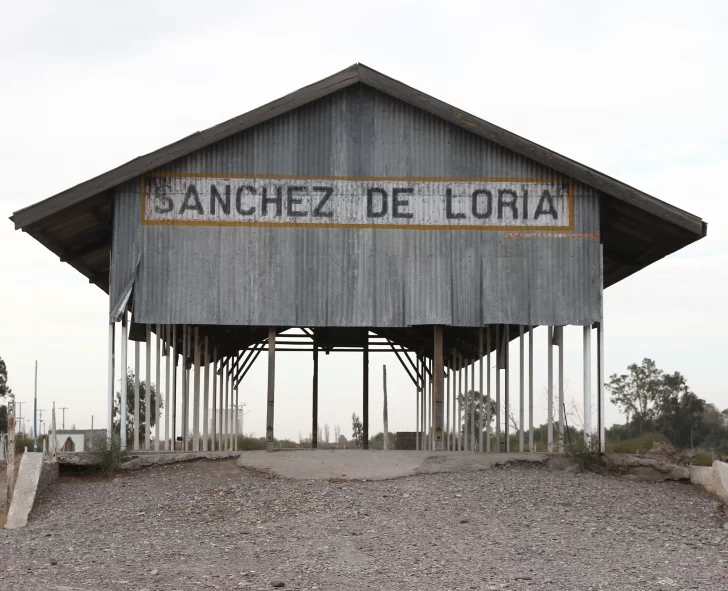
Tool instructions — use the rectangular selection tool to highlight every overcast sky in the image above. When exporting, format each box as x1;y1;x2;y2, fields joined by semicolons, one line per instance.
1;1;726;442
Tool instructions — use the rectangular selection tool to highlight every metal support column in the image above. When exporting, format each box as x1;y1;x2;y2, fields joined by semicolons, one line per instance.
134;341;140;451
145;323;151;450
203;336;209;451
155;324;161;451
558;326;564;452
495;325;501;452
519;325;525;452
583;326;592;447
433;325;444;450
528;326;534;452
107;321;115;439
120;313;128;451
193;327;200;451
266;327;277;451
165;325;171;450
362;333;369;450
486;329;491;453
312;341;318;449
547;326;554;453
479;328;484;453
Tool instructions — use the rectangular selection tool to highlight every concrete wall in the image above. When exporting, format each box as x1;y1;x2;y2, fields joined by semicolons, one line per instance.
690;460;728;505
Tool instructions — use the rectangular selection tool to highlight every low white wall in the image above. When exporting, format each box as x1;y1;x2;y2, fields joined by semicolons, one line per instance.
690;461;728;505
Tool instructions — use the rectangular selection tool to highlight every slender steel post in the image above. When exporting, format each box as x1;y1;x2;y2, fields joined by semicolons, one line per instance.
479;328;484;453
547;326;554;453
212;347;218;450
34;360;39;451
234;385;239;451
434;325;444;450
486;329;491;452
223;357;229;450
495;324;501;452
505;330;510;453
193;327;200;451
180;324;189;451
598;243;606;453
528;325;534;452
363;332;369;450
415;356;420;451
458;353;463;451
583;326;592;447
107;323;115;439
558;326;564;452
171;324;177;449
422;356;427;450
519;325;525;452
445;357;450;452
120;314;128;451
165;325;171;450
312;341;319;449
203;336;209;451
145;323;151;450
155;324;161;451
134;341;140;451
266;327;277;451
470;356;475;452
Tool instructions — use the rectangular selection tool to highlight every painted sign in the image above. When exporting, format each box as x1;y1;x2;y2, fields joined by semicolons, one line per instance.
142;174;573;230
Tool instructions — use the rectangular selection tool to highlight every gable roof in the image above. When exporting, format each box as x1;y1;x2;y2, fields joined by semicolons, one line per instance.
9;63;706;294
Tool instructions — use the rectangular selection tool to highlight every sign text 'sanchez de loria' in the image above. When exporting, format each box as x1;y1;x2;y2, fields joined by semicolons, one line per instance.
143;176;572;230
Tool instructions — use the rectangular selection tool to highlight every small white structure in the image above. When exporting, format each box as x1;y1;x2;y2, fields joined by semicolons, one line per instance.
53;429;106;452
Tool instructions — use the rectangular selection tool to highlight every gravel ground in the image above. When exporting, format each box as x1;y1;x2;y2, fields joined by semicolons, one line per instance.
1;459;727;590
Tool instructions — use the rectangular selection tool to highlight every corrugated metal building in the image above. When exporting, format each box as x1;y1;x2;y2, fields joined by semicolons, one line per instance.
10;64;706;453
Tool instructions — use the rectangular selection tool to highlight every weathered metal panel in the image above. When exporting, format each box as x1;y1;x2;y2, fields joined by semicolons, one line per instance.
112;85;601;327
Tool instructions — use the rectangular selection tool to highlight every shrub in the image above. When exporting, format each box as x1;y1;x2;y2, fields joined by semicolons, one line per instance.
692;453;713;467
606;432;669;454
86;435;127;475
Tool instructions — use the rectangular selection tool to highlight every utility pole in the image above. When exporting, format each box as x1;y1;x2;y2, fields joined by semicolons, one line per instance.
33;361;38;452
17;401;24;434
59;407;68;430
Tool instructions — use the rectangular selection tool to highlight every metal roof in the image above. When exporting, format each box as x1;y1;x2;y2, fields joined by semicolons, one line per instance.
9;62;707;301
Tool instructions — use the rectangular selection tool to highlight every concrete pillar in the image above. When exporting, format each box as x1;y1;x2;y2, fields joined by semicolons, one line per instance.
266;327;276;451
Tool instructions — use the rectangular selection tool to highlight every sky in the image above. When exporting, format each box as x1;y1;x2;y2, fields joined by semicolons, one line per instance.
1;1;726;443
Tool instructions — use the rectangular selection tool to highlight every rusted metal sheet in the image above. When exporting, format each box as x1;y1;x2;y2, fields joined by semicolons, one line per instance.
111;85;601;327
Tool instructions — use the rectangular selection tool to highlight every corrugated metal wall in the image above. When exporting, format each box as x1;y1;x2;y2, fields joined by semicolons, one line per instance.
111;84;601;327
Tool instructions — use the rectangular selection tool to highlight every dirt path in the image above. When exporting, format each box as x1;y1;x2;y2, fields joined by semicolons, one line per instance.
1;459;726;590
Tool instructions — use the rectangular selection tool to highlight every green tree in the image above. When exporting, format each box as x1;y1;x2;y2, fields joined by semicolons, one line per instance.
457;389;496;440
112;369;161;445
351;412;363;447
0;355;12;433
606;358;664;434
369;431;395;450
